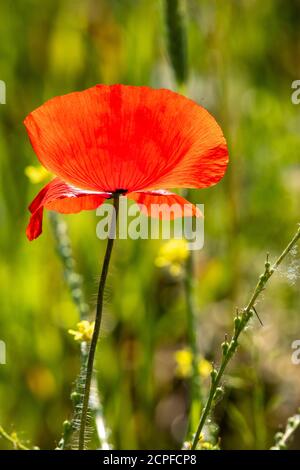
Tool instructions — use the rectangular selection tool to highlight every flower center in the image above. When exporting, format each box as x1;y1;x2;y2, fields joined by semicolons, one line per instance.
113;189;128;196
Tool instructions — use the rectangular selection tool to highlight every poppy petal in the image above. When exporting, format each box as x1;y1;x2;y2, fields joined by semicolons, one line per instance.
127;190;202;219
24;85;228;193
26;178;110;241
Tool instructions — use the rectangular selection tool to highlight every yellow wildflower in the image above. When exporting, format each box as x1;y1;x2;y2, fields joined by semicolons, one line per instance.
183;434;205;450
25;165;51;184
174;348;193;378
175;349;212;380
198;358;212;378
155;239;189;276
200;441;215;450
68;320;95;342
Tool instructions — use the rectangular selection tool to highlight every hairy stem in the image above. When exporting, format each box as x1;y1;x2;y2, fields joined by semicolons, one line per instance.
49;213;109;450
191;225;300;450
78;194;119;450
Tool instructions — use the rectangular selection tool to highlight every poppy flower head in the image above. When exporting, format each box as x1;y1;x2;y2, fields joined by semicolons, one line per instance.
24;84;229;240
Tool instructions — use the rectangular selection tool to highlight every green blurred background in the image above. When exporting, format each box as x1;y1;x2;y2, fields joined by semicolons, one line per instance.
1;0;300;450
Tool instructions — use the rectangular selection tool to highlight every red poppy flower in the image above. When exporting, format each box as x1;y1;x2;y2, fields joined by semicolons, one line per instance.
25;84;228;240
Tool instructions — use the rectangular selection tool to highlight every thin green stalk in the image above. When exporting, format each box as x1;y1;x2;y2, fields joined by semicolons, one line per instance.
49;212;110;450
49;212;89;321
164;0;188;86
163;0;203;432
49;212;87;449
191;225;300;450
184;249;202;434
78;194;120;450
271;411;300;450
0;425;29;450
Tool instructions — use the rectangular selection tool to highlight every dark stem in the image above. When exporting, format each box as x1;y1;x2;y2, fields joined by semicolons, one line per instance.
78;194;119;450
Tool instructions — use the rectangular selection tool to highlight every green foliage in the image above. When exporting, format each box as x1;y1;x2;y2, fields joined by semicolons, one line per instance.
0;0;300;450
